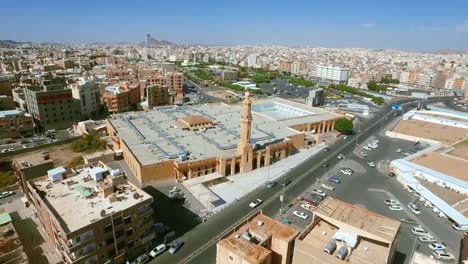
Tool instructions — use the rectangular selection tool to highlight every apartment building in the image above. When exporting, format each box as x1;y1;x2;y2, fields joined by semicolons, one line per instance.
147;85;169;107
216;211;298;264
0;213;28;264
70;78;101;119
279;61;292;73
27;163;155;264
102;83;141;113
0;109;34;139
315;65;349;84
13;151;54;194
23;83;80;130
165;72;184;104
213;70;238;82
292;197;400;264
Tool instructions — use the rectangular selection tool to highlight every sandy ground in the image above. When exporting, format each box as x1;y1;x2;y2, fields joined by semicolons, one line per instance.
392;119;468;145
13;144;82;167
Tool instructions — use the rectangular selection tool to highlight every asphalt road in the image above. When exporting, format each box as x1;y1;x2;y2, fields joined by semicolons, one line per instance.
149;96;454;264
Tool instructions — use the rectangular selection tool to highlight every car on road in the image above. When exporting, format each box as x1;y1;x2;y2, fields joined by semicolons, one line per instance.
321;184;334;191
343;136;348;140
419;235;436;243
384;199;399;205
313;189;327;197
388;172;395;177
340;168;353;175
429;243;447;251
301;203;314;211
412;226;427;236
367;161;376;167
363;146;373;151
432;250;455;261
322;163;329;168
328;177;341;183
389;205;403;211
266;181;277;188
337;154;344;159
367;143;378;149
408;203;421;215
249;199;263;208
168;240;183;254
323;147;331;152
396;148;403;153
149;244;167;258
0;191;14;199
281;179;292;187
401;151;410;156
292;210;308;220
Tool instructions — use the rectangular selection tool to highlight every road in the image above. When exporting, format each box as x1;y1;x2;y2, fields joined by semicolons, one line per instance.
150;96;454;264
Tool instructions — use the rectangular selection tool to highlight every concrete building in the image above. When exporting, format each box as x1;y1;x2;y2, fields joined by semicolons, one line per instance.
147;85;170;107
107;93;342;185
13;151;55;194
24;84;80;131
305;89;325;107
102;83;141;113
291;62;301;75
0;213;28;264
165;72;184;104
0;109;34;139
292;197;400;264
315;65;349;84
248;54;258;68
216;211;298;264
27;163;155;264
279;61;292;73
431;71;447;90
213;70;238;83
70;78;101;119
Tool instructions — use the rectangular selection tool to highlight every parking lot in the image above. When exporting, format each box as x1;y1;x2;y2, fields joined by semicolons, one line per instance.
274;132;462;263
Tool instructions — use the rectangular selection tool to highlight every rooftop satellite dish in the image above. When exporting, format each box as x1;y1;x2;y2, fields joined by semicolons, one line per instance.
133;193;140;199
100;210;106;217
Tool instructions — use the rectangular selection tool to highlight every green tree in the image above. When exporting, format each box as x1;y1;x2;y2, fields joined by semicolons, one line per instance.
334;118;354;135
72;132;107;153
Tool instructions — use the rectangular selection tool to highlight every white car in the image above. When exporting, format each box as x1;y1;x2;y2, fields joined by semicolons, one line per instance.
384;199;399;206
363;146;372;151
368;144;378;149
432;250;454;261
360;152;367;157
292;210;308;220
367;161;376;167
429;243;447;251
249;199;263;208
411;226;427;236
313;189;327;197
396;148;403;153
340;169;353;175
321;184;334;191
149;244;167;258
408;203;421;215
337;154;344;159
419;235;436;243
389;205;403;211
301;203;314;211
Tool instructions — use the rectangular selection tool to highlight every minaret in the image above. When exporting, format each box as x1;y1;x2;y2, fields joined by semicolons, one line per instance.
237;91;254;173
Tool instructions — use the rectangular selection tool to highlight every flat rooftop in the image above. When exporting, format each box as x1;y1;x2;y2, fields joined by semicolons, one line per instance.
447;140;468;160
108;98;339;166
419;180;468;217
392;119;468;145
219;212;298;263
31;166;152;233
413;152;468;182
314;197;400;244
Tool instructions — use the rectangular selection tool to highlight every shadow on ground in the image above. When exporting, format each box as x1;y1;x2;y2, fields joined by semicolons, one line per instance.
10;211;52;264
393;250;407;264
143;186;201;239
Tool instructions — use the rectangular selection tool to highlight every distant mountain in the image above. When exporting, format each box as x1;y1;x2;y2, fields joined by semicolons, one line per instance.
141;37;175;46
434;48;467;55
0;40;30;48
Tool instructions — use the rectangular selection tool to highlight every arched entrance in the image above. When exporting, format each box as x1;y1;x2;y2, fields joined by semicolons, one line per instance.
225;164;231;176
234;162;240;174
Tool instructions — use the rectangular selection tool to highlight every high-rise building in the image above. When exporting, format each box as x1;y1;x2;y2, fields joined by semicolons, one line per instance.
431;71;447;90
291;62;301;75
146;33;150;48
27;163;155;264
279;61;292;73
247;54;257;68
305;89;325;107
70;77;101;119
315;65;349;84
102;83;141;113
24;83;80;131
147;85;170;107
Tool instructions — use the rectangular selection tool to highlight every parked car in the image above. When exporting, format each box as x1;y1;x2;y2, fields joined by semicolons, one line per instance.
134;253;150;264
408;203;421;215
432;250;454;261
453;223;468;231
301;203;314;211
429;243;447;251
323;147;331;152
363;146;372;151
0;191;14;199
388;172;395;177
266;181;277;188
340;168;353;175
249;199;263;208
360;152;367;157
313;189;327;197
328;177;341;183
411;226;427;236
321;184;334;191
292;210;308;220
149;244;167;258
396;148;403;153
367;161;376;167
389;205;403;211
168;240;183;254
384;199;399;205
419;235;436;243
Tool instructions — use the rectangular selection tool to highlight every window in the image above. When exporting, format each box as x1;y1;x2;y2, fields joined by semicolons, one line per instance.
104;224;112;233
228;255;234;261
124;216;132;224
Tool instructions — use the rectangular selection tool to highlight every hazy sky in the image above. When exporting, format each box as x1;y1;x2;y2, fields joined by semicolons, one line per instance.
2;0;468;51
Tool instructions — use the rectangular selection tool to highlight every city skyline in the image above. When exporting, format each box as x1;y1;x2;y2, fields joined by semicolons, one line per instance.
2;0;468;51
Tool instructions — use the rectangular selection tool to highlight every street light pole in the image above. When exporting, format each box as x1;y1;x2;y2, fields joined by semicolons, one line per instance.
280;167;288;215
354;122;361;151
